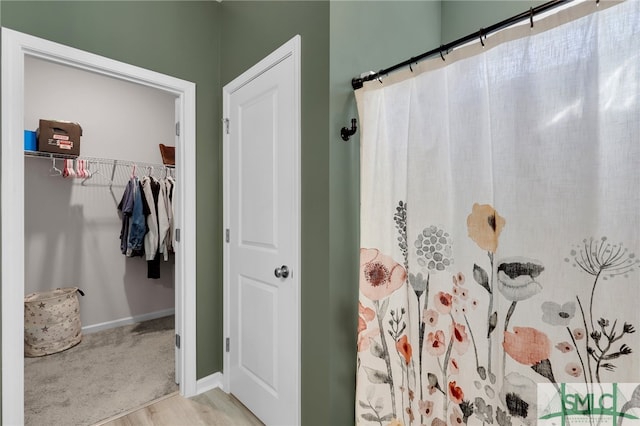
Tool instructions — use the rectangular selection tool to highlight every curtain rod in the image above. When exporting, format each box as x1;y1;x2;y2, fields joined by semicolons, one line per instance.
351;0;572;90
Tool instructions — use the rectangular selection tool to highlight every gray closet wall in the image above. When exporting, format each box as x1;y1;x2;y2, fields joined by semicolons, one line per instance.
24;56;175;331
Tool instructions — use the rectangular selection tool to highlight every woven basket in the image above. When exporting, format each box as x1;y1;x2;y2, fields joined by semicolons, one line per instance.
24;287;84;357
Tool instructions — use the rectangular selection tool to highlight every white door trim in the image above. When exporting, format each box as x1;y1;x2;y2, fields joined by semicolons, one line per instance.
222;35;301;424
1;27;197;425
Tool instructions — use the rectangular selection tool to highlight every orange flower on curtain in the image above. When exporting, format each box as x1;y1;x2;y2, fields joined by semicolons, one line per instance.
448;381;464;404
396;335;412;365
357;302;378;352
466;203;505;253
503;327;551;365
504;327;557;383
357;301;375;333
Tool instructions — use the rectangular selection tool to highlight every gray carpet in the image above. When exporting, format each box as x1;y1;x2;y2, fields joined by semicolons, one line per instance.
25;315;178;426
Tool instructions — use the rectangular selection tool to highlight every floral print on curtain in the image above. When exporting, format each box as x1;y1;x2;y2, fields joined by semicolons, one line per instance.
354;2;640;425
357;203;639;425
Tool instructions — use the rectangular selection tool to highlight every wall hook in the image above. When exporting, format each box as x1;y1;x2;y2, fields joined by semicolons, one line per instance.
341;118;358;142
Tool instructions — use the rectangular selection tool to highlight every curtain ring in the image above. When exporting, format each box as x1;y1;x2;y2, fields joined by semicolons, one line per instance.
409;57;415;72
479;28;485;47
377;70;383;84
530;7;534;28
439;45;446;61
596;0;600;5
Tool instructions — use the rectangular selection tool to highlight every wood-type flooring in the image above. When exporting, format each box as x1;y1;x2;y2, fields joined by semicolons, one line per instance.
97;388;264;426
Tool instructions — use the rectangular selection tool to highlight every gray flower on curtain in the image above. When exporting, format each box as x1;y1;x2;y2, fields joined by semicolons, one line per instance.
408;272;428;295
496;257;544;301
394;201;408;271
566;236;638;279
496;407;513;426
564;236;639;384
414;225;453;271
500;372;538;423
474;397;494;423
541;301;575;326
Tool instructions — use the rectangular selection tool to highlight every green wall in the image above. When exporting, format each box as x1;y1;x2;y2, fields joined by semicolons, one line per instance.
1;0;223;379
219;3;331;424
0;0;559;424
441;0;546;43
329;2;441;423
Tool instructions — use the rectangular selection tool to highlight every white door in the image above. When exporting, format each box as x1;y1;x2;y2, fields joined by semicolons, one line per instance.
223;36;301;426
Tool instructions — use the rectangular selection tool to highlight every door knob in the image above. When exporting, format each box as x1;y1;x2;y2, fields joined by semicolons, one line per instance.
274;265;290;279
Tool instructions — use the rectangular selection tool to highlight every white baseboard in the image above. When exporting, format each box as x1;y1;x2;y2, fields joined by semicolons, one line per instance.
196;372;224;395
82;308;175;334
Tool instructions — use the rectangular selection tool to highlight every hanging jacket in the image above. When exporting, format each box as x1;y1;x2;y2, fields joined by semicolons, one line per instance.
141;176;169;261
161;177;174;259
117;179;135;255
126;177;146;256
167;176;177;250
157;179;170;260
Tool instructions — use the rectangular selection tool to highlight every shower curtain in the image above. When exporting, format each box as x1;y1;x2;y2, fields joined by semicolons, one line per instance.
355;2;640;425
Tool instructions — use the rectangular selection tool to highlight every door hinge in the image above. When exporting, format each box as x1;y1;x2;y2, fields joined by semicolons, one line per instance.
226;337;230;353
175;122;180;137
223;118;230;135
225;228;230;243
175;228;181;242
175;334;181;349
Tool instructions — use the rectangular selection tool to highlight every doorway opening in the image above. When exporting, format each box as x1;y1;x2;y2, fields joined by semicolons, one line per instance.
2;28;197;425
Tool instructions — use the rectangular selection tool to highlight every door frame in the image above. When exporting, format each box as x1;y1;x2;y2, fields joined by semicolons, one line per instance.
1;28;198;425
222;35;301;423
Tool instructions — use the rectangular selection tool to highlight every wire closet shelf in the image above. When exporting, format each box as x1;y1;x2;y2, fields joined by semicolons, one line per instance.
24;150;175;188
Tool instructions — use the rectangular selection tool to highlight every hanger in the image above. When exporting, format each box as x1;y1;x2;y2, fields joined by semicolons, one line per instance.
63;159;76;178
81;161;94;185
77;159;88;179
146;165;154;177
49;156;62;176
130;163;137;179
81;161;114;187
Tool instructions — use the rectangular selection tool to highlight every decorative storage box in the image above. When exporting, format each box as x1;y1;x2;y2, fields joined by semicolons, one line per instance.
159;143;175;166
24;287;85;357
37;119;83;156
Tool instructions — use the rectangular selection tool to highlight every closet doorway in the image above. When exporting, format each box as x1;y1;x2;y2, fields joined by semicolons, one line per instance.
1;28;197;425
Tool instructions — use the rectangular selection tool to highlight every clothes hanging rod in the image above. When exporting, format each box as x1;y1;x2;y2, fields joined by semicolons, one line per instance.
24;150;174;169
351;0;572;90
